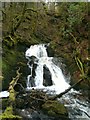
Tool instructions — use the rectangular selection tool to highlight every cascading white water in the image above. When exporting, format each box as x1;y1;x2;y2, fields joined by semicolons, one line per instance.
25;44;90;119
26;44;48;59
25;44;70;94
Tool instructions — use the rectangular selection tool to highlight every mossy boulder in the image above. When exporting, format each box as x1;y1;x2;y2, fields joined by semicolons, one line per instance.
42;100;68;118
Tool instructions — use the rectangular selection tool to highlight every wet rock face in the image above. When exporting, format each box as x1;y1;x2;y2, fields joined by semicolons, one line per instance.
27;56;38;87
32;64;37;78
28;56;38;65
43;65;53;86
28;56;38;78
29;77;35;87
46;45;54;57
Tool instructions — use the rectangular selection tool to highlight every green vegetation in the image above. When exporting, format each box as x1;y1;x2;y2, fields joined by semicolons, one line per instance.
1;1;89;119
2;2;89;89
42;100;68;117
1;68;22;119
0;106;22;120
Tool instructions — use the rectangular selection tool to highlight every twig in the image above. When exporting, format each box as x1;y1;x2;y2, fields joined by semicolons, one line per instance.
69;32;79;44
75;57;85;77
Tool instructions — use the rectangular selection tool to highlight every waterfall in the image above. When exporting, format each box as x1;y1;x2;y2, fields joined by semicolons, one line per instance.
25;44;90;119
25;44;70;94
0;91;9;98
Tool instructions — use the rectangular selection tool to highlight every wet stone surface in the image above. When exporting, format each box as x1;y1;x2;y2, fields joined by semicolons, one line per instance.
15;90;69;120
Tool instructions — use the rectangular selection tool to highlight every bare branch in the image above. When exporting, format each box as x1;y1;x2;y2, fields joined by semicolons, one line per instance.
49;79;84;100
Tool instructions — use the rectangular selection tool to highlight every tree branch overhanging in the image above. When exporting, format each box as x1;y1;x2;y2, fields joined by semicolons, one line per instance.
49;78;84;100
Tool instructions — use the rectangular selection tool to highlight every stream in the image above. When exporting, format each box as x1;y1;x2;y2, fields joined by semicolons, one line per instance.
1;44;90;119
25;44;90;120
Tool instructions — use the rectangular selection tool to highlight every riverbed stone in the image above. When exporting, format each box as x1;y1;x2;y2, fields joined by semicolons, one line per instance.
42;100;68;118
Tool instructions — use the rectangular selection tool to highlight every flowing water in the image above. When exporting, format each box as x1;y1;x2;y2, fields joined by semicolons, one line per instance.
0;91;9;98
25;44;90;119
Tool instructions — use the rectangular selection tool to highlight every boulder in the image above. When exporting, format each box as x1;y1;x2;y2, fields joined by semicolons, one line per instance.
46;45;54;57
42;100;69;119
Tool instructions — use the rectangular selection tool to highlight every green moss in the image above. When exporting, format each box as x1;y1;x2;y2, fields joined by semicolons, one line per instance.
42;100;68;117
0;115;22;120
0;106;22;120
48;110;56;116
9;88;16;102
3;106;13;115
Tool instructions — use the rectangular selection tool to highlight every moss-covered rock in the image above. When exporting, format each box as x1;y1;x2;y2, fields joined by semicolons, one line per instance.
42;100;68;118
0;106;22;120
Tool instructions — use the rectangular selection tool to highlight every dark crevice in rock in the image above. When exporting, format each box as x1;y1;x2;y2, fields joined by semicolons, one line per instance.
43;65;53;87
